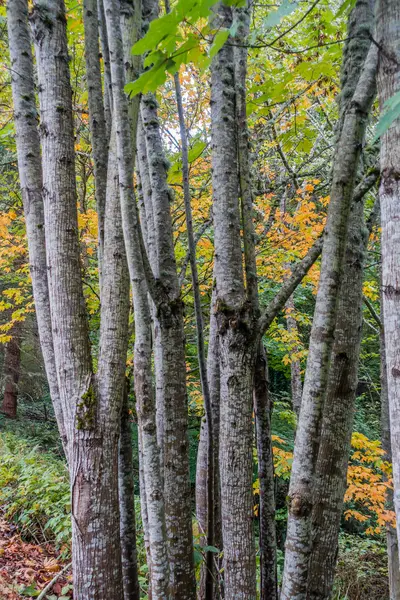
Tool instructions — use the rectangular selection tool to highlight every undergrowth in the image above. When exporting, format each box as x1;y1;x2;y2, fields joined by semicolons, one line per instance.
0;432;71;553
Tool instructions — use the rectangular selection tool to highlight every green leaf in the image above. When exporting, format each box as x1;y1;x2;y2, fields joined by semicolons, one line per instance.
203;545;220;553
188;141;207;163
263;0;297;29
335;0;356;18
20;584;40;597
209;29;230;59
372;90;400;143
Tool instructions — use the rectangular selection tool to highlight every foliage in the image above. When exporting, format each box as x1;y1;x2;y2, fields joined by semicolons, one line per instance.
333;533;389;600
0;433;71;552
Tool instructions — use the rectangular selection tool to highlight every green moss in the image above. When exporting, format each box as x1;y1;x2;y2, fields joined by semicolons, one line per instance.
76;380;97;430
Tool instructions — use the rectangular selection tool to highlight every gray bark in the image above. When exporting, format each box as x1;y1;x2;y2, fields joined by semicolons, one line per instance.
31;1;131;597
6;0;66;452
381;308;400;600
285;297;303;417
306;192;373;600
140;91;196;599
281;1;377;594
211;4;257;597
169;44;215;596
102;1;171;596
377;0;400;568
83;0;108;278
254;345;278;600
119;385;140;600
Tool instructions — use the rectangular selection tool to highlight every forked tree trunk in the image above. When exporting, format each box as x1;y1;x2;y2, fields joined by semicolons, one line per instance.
1;322;22;419
306;192;374;600
281;1;377;594
6;0;66;451
32;1;131;597
377;0;400;566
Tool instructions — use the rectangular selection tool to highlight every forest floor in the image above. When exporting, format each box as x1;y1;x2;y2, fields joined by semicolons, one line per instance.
0;518;72;599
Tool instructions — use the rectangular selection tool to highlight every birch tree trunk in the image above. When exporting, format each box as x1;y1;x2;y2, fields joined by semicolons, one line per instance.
281;1;377;594
6;0;66;451
377;0;400;564
31;1;131;597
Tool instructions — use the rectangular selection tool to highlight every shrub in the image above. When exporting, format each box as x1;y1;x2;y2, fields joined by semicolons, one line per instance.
0;432;71;551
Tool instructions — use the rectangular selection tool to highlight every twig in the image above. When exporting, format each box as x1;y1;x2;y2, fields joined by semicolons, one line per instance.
37;562;72;600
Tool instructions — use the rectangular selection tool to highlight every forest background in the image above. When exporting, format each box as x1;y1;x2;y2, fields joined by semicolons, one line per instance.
0;0;397;598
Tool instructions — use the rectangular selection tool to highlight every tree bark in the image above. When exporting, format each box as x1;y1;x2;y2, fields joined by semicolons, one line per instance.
6;0;66;451
380;306;400;600
281;1;377;594
119;384;141;600
377;0;400;565
1;322;22;419
140;91;196;599
285;297;303;417
31;1;131;597
82;0;108;278
254;345;278;600
211;4;257;597
306;192;373;600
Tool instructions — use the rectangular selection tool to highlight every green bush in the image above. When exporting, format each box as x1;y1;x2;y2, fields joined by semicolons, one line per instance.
333;533;389;600
0;432;71;551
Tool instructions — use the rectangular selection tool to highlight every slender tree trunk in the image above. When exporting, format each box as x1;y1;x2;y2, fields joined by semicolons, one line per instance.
285;297;302;417
6;0;66;452
254;345;278;600
381;309;400;600
196;293;223;599
305;192;374;600
102;1;174;597
82;0;108;278
281;1;377;594
119;384;141;600
140;91;196;598
1;322;22;419
168;39;215;596
377;0;400;564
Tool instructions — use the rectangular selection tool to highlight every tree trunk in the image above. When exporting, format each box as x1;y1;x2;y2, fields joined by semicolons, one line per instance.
82;0;108;278
281;1;377;593
381;310;400;600
140;91;196;598
119;385;141;600
254;345;278;600
32;1;130;597
196;293;223;599
6;0;66;452
285;297;302;417
1;322;22;419
305;188;373;600
211;4;257;597
377;0;400;562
